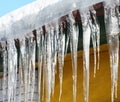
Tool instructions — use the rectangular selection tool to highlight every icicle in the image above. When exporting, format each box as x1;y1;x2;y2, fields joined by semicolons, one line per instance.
2;42;7;102
19;36;36;102
94;12;100;71
58;21;65;101
18;48;23;102
28;36;36;102
68;13;79;102
50;22;58;96
27;38;31;102
7;40;17;102
19;39;24;101
50;25;55;96
52;32;57;95
19;38;28;102
24;38;29;102
80;10;91;102
89;18;97;77
42;33;47;102
90;8;100;77
13;42;17;102
104;2;119;102
36;28;44;102
55;23;59;75
45;25;52;102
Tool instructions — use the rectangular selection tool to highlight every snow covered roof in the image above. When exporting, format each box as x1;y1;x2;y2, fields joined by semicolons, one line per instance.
0;0;104;41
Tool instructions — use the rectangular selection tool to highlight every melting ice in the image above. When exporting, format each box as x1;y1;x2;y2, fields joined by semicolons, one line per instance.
104;5;119;102
81;10;91;102
2;42;8;102
7;40;17;102
36;28;44;102
0;3;120;102
90;9;100;76
58;21;65;101
69;13;79;102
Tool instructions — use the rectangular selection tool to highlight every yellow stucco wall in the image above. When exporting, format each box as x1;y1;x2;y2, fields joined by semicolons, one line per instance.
48;44;120;102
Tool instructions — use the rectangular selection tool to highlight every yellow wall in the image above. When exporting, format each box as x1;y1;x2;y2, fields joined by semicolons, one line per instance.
49;44;120;102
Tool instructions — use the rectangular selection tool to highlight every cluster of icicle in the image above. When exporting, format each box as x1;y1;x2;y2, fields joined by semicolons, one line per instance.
0;1;120;102
104;0;120;102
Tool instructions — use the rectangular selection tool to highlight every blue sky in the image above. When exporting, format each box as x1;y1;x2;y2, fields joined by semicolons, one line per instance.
0;0;34;17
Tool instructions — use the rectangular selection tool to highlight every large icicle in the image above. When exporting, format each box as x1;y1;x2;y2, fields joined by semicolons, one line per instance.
28;36;36;102
93;11;100;71
50;22;58;96
45;25;52;102
81;10;91;102
58;21;65;101
2;42;8;102
7;40;17;102
36;28;44;102
90;8;100;77
42;32;47;102
19;38;29;102
19;36;36;102
89;17;97;77
104;1;119;102
18;46;23;102
69;13;79;102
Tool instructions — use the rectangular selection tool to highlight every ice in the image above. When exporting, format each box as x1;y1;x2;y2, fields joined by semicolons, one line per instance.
90;19;97;77
81;10;91;102
7;40;17;102
58;22;65;101
2;43;8;102
19;38;28;102
95;19;100;71
36;28;44;102
69;13;79;102
18;50;23;102
92;10;100;71
42;33;47;102
90;9;100;77
45;25;52;102
104;7;119;102
0;2;120;102
50;24;58;96
28;37;36;102
19;36;36;102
